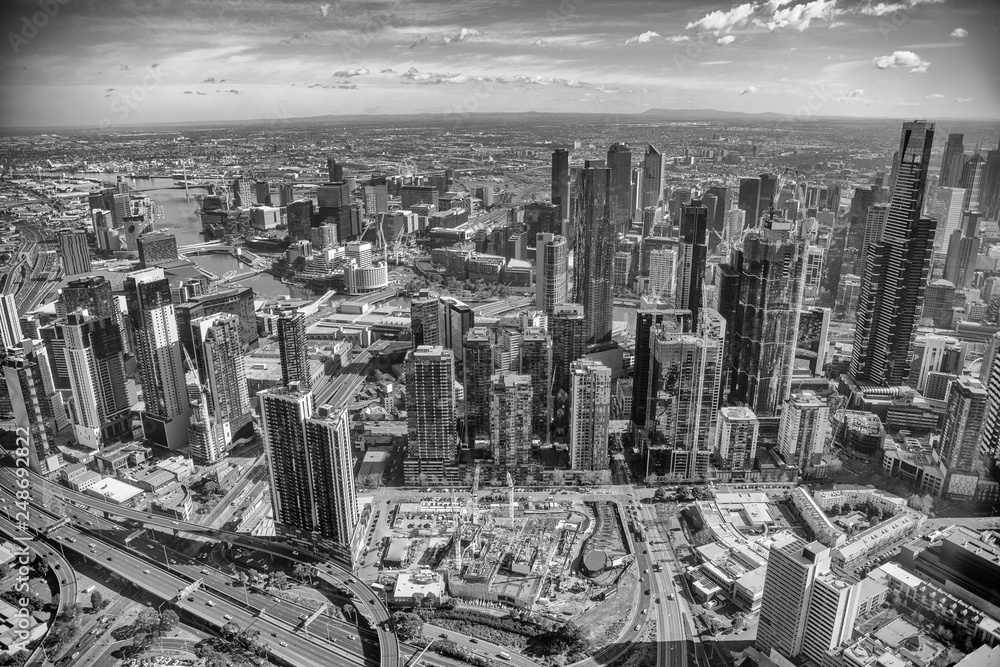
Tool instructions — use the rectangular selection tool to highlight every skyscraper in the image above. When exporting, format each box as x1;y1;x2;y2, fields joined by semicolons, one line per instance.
851;121;936;388
631;309;691;430
124;267;190;450
192;312;252;448
573;167;616;344
137;232;179;268
640;144;662;211
677;199;708;325
520;328;552;442
405;346;457;484
260;385;358;560
800;573;861;665
2;340;58;473
938;376;987;474
715;406;759;471
536;233;568;314
756;537;832;659
463;328;495;448
568;359;611;471
777;391;830;471
490;373;533;469
959;153;985;211
738;177;761;230
939;133;965;187
277;309;311;391
607;142;633;233
0;294;23;350
58;229;91;276
647;248;677;302
551;149;570;230
550;303;588;396
63;310;131;450
410;296;443;348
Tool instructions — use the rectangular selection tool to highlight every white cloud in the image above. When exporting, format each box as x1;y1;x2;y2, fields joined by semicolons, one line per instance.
740;86;759;95
319;3;330;17
625;31;661;46
686;3;756;34
927;93;944;99
844;89;863;97
894;101;922;107
665;35;690;43
954;97;974;103
950;28;968;38
717;35;737;45
765;0;840;31
872;50;929;72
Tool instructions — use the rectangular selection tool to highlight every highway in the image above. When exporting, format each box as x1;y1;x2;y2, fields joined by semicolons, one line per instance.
314;338;394;407
636;498;689;667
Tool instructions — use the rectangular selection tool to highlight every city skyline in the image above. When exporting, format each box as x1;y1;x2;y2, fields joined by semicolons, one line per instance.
1;0;999;128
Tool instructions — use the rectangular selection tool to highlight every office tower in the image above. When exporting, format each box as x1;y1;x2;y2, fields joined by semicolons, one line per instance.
699;308;726;445
277;309;311;392
136;232;178;268
109;192;130;228
191;313;252;447
756;537;832;659
926;187;967;250
640;144;662;211
2;340;58;474
777;391;829;471
520;328;552;442
63;311;131;450
405;346;457;483
862;203;891;252
279;183;296;207
959;153;985;211
613;247;635;288
327;157;343;182
0;294;23;350
38;321;69;391
715;406;759;471
796;307;830;377
573;167;616;344
800;573;862;665
982;337;1000;467
607;142;633;232
938;376;987;473
58;229;91;276
400;185;438;209
410;296;443;348
124;268;190;450
705;185;730;242
175;286;257;356
631;310;691;429
551;149;570;229
677;199;708;324
738;177;761;229
440;298;475;362
232;176;253;207
261;386;358;558
550;304;588;396
524;202;561;241
364;183;388;215
317;181;351;209
939;133;965;187
535;233;568;313
568;359;611;471
851;121;936;388
803;246;825;299
463;328;495;448
836;274;862;317
490;373;533;468
255;180;272;206
724;208;745;247
983;137;1000;220
722;220;807;421
630;166;643;220
757;173;779;220
944;230;980;289
648;248;677;301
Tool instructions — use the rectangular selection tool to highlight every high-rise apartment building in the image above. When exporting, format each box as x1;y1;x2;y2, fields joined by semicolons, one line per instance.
520;328;552;442
277;309;311;391
925;187;967;250
490;373;533;469
648;248;677;302
175;286;257;356
551;149;570;230
550;303;588;397
2;340;59;474
939;133;965;187
536;233;569;313
607;142;633;232
715;406;759;471
959;153;985;212
677;199;708;324
364;183;388;215
738;177;761;230
463;328;495;447
410;296;443;348
58;229;91;276
124;267;190;450
569;359;611;471
137;232;179;268
631;309;692;430
260;385;358;561
405;346;457;483
573;167;616;344
756;537;832;659
0;294;23;350
777;391;830;471
191;313;252;451
938;376;988;474
851;121;936;388
800;573;861;665
63;310;131;450
641;144;662;211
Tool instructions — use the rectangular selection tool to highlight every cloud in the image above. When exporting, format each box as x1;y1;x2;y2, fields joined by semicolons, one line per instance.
397;67;586;88
765;0;840;31
872;50;929;72
927;93;944;99
894;101;921;107
686;3;756;34
831;89;870;104
665;35;690;43
625;31;661;46
859;0;947;16
740;86;759;95
183;91;193;94
844;88;863;97
320;3;331;17
411;27;484;47
333;67;369;78
717;35;736;45
225;89;241;95
950;28;968;38
954;97;974;103
202;78;216;83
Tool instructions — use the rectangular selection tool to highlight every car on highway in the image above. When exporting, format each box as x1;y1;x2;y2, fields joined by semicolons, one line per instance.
88;543;95;548
207;600;216;607
143;569;150;575
634;625;641;631
349;634;357;640
498;652;510;660
439;633;449;638
224;614;232;620
171;521;178;525
147;545;153;549
469;638;478;643
655;597;661;604
668;594;675;600
279;641;288;647
643;569;648;574
70;653;79;660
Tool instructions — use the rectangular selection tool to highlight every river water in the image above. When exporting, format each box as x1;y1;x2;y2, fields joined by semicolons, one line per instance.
71;172;314;300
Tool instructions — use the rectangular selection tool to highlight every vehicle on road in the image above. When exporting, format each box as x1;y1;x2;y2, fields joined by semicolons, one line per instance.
279;641;288;647
207;600;216;606
668;593;675;600
224;614;232;620
634;625;641;631
498;652;510;660
469;638;478;643
142;569;150;574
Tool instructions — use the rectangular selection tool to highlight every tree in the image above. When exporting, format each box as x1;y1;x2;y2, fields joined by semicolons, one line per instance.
203;480;219;496
391;611;424;642
908;494;934;514
221;621;240;638
90;590;105;611
654;487;667;502
293;563;313;582
135;609;160;633
159;610;179;633
270;571;289;590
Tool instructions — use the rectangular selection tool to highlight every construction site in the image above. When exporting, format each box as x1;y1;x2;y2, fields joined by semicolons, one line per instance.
381;472;638;628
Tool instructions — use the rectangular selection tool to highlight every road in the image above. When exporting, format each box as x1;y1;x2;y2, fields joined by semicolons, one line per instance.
636;498;689;667
200;457;269;528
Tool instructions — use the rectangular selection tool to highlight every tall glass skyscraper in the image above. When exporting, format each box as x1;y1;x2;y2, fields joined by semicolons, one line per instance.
573;167;616;345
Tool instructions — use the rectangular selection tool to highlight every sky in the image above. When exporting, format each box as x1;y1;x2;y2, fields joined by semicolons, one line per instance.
1;0;998;128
